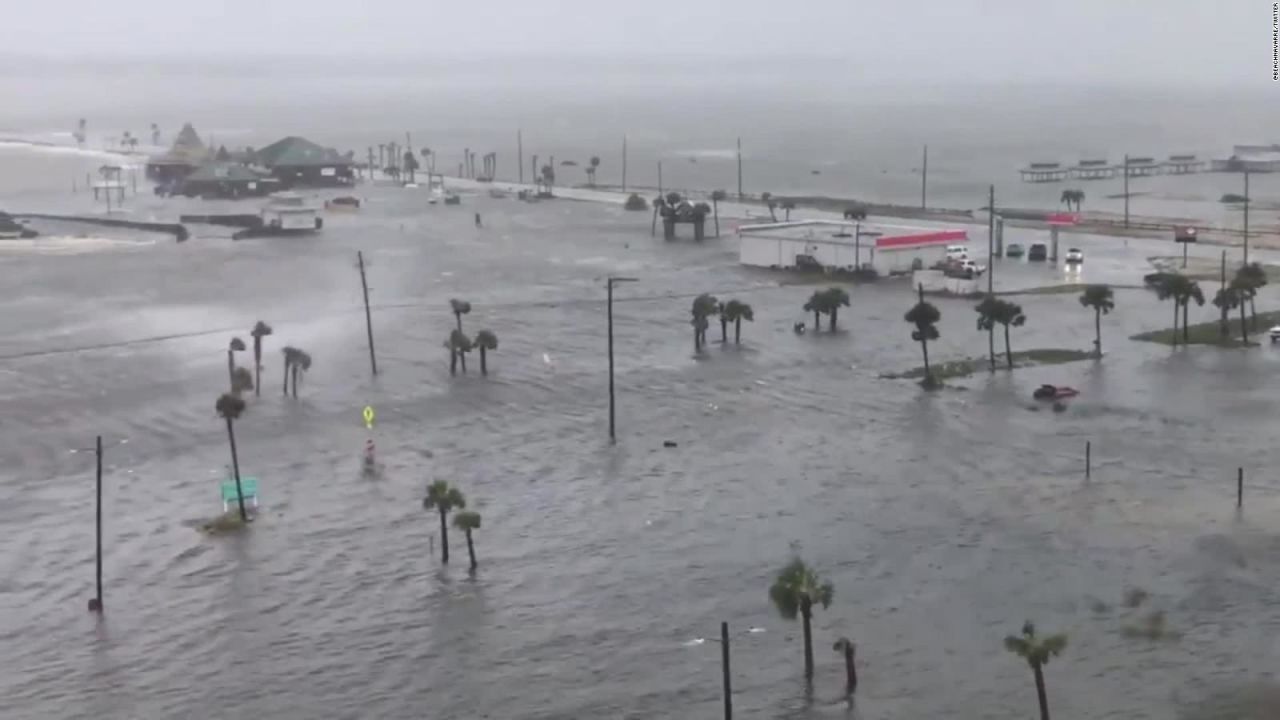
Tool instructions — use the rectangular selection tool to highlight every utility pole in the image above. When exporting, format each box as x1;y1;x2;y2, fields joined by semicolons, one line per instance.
357;251;378;376
721;621;733;720
987;184;995;294
921;144;928;210
93;435;103;613
1123;154;1130;228
658;161;664;197
517;131;524;184
622;135;628;193
607;276;638;443
1243;168;1251;265
736;137;743;199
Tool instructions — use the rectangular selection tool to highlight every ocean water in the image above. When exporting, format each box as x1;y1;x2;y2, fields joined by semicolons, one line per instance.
3;68;1280;719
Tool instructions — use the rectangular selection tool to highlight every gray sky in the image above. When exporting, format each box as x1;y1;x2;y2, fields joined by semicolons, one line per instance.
4;0;1268;85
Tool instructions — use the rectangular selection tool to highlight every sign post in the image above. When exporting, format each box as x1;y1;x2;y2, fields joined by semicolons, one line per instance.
1175;226;1198;268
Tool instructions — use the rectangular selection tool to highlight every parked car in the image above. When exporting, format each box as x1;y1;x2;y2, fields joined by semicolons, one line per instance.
1005;243;1025;258
946;245;970;261
1028;243;1048;261
1065;247;1084;264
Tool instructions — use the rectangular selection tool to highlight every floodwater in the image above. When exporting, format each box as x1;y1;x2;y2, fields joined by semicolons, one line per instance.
4;156;1280;719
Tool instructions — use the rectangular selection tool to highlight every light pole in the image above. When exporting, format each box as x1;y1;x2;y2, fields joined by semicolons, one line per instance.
71;436;127;613
687;622;766;720
853;223;882;270
607;276;639;442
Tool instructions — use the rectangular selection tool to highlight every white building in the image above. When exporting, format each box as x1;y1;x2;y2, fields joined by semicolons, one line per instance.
737;220;968;275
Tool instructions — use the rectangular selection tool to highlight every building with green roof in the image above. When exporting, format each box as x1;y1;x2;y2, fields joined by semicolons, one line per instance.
253;136;354;188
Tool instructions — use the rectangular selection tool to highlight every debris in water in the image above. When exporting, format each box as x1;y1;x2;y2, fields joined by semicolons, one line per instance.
542;353;553;365
663;440;678;448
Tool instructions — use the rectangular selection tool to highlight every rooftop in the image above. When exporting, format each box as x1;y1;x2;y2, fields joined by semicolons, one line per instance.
254;136;349;168
739;220;966;247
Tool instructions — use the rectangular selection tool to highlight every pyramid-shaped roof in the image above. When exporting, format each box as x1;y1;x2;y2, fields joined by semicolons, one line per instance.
149;122;209;166
254;136;347;168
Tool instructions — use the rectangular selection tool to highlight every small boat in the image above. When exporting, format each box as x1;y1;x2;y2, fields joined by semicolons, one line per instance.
1033;384;1079;400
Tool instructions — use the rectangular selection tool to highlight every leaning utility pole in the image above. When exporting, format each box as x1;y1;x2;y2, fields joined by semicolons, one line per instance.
357;251;378;376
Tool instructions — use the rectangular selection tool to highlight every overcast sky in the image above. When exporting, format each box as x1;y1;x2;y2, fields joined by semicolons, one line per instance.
3;0;1268;85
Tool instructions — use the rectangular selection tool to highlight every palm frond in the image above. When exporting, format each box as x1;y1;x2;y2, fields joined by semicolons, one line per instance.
229;336;246;352
251;320;273;338
215;392;245;419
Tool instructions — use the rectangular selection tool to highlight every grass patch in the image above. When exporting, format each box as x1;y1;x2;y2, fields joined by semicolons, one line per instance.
881;347;1093;381
1148;256;1280;283
198;511;254;535
1130;311;1279;347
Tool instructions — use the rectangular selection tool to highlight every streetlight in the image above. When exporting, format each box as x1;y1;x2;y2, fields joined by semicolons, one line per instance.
607;276;638;443
853;223;882;270
70;435;127;613
685;622;766;720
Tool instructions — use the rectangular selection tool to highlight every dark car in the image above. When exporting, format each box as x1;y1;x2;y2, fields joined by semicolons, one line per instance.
1028;243;1048;261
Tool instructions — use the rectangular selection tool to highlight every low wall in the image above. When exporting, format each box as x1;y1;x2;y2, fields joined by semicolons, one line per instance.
14;213;189;242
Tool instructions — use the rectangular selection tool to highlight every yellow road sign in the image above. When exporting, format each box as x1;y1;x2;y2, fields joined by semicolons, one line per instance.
363;406;376;429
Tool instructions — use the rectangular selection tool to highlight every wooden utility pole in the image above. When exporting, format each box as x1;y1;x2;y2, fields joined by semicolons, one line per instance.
1123;154;1130;228
921;144;928;210
721;621;733;720
736;137;743;199
93;435;103;613
357;251;378;376
622;135;628;192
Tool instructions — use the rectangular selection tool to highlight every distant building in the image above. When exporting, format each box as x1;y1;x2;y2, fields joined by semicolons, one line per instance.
738;220;967;275
176;162;279;199
253;136;354;187
145;123;211;183
1211;145;1280;173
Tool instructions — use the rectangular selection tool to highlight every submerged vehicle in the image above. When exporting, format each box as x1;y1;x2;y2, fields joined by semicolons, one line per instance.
1033;384;1079;400
1005;243;1025;258
1028;243;1048;262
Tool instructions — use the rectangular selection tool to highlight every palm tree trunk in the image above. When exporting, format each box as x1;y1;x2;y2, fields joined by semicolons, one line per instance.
829;307;838;333
225;417;247;521
1240;302;1249;343
1095;308;1103;357
988;326;996;372
812;310;820;330
720;316;728;343
1172;301;1179;347
801;602;814;678
460;350;467;373
291;365;298;398
282;359;290;395
253;340;262;397
450;348;457;375
466;529;476;570
920;339;932;380
1033;664;1051;720
1004;324;1014;369
454;312;462;334
734;318;742;344
1250;296;1258;330
226;349;234;391
479;346;487;375
843;642;856;695
1182;301;1190;345
693;326;701;352
712;200;720;237
439;510;450;563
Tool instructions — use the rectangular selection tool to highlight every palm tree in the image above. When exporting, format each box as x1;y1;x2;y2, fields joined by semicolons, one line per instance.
1003;621;1067;720
1230;278;1251;342
1060;189;1084;212
717;301;729;343
453;510;482;570
449;298;471;333
230;367;254;394
994;299;1027;369
822;287;850;332
215;393;249;522
445;329;472;375
974;294;1001;371
1078;285;1115;357
723;299;754;343
1167;275;1205;345
289;349;311;397
803;291;828;331
281;346;296;396
1155;276;1181;346
761;192;777;221
474;330;498;375
1212;283;1240;339
423;481;466;564
1235;262;1267;329
250;321;272;397
781;199;796;221
227;337;246;391
769;557;834;679
691;293;719;351
906;284;942;386
832;637;857;696
710;189;727;237
587;155;600;186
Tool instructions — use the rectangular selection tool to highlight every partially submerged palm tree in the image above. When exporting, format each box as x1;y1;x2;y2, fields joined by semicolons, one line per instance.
723;299;754;344
474;330;498;375
994;299;1027;369
1235;262;1267;329
803;290;828;331
445;329;473;375
215;392;249;522
230;367;254;395
227;337;246;391
449;298;472;333
587;155;600;186
906;284;942;387
1078;285;1115;357
1212;282;1241;339
453;510;482;570
250;321;272;397
822;287;850;332
423;481;466;564
281;347;311;397
1155;276;1181;346
781;199;796;221
975;294;1001;371
1230;278;1251;342
832;637;857;696
1004;621;1067;720
1167;275;1205;345
691;293;719;351
769;557;834;679
761;192;777;221
710;189;727;237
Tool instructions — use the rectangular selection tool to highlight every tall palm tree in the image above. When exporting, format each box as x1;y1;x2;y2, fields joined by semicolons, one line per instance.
423;481;466;564
1212;283;1240;339
906;284;942;386
710;189;727;237
1003;621;1067;720
587;155;600;186
281;346;297;396
723;299;754;344
227;337;246;391
230;367;254;395
994;299;1027;369
781;199;796;221
449;298;472;333
250;321;272;397
822;287;850;332
1230;278;1251;342
474;330;498;375
832;637;857;696
289;349;311;397
1155;276;1180;346
769;557;834;679
716;301;729;343
1168;275;1205;345
691;293;719;351
804;291;828;331
1235;262;1267;329
761;192;777;221
215;392;249;521
975;294;1001;371
1078;285;1115;357
453;510;482;570
445;330;472;375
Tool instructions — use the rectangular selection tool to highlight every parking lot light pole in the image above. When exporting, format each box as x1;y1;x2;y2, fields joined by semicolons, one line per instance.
607;276;639;442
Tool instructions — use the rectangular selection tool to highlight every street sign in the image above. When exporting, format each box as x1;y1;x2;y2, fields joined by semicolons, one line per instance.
362;406;376;429
1175;226;1198;243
